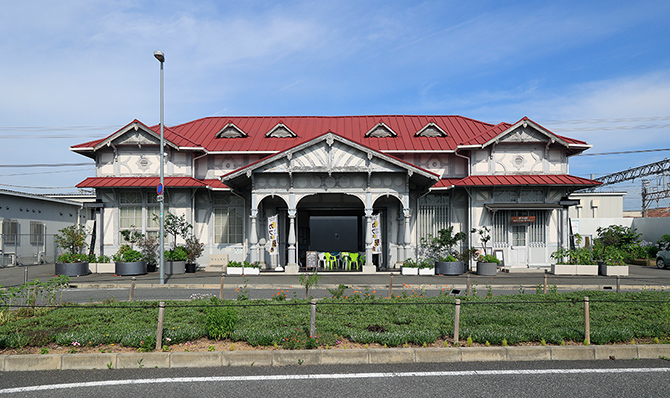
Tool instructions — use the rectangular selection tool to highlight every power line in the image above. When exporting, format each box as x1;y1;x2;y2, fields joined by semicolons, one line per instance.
0;183;79;190
0;162;93;168
575;148;670;156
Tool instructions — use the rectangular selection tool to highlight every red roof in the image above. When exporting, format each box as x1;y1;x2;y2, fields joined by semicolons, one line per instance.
76;177;228;189
435;175;602;187
72;115;591;155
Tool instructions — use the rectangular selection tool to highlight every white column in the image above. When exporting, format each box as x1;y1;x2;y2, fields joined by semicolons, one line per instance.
249;208;258;264
360;208;375;274
403;208;412;261
396;209;404;266
285;209;298;274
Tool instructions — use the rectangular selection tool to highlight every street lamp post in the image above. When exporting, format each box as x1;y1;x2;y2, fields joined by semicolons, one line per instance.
154;50;165;285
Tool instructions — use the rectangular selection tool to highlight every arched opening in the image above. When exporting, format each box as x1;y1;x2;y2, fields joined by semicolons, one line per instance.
296;193;365;270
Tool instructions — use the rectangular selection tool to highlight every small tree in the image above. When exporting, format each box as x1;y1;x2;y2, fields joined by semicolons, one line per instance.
54;224;88;255
184;234;205;264
153;212;192;249
471;226;491;256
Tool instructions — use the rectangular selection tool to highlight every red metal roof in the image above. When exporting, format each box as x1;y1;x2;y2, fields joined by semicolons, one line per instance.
440;175;602;187
76;177;228;189
72;115;591;155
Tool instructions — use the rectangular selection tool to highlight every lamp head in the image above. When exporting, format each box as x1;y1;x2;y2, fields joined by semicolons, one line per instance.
154;51;165;62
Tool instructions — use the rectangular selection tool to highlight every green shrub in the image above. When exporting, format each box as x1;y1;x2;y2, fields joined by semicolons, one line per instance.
206;303;238;340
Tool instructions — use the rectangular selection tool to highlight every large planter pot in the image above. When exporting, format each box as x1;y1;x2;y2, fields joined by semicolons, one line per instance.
477;262;498;276
435;261;465;276
227;267;244;275
599;264;629;276
147;263;156;273
55;262;90;277
244;267;260;275
576;265;599;275
185;263;197;273
551;264;577;275
167;260;186;275
419;267;435;275
401;267;419;275
551;264;598;275
115;261;147;276
90;262;115;273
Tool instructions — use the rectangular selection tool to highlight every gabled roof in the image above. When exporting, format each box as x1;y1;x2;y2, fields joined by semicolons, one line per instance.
71;115;594;157
76;177;228;190
70;119;201;158
458;117;591;156
221;131;439;189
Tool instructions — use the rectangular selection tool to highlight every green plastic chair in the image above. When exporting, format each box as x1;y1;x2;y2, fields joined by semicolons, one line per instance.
340;252;351;270
324;252;338;270
348;252;360;270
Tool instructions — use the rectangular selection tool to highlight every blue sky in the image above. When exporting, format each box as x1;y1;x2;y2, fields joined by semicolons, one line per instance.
1;0;669;210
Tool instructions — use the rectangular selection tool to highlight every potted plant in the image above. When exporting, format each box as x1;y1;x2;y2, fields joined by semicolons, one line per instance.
89;254;114;273
550;236;598;276
113;244;147;276
54;224;90;277
137;235;158;272
476;254;500;276
425;227;467;276
418;258;435;275
227;260;244;275
184;234;205;273
243;260;261;275
165;246;188;274
401;258;419;275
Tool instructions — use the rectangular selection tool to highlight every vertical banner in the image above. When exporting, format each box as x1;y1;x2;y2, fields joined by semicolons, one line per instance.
267;214;278;254
372;213;382;254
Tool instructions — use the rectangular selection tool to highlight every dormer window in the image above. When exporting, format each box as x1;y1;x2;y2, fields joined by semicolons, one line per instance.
365;121;396;138
215;122;247;138
266;122;297;138
415;122;447;137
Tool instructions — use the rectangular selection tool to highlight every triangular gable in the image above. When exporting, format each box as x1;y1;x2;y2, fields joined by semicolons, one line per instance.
365;121;397;138
222;132;438;186
415;122;447;137
216;122;247;138
266;122;297;138
457;117;591;155
90;120;179;151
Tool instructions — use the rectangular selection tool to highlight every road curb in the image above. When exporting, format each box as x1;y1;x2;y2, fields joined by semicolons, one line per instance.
2;344;670;372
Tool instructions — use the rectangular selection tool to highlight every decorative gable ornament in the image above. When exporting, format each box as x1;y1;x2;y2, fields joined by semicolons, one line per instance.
215;122;247;139
365;121;397;138
266;122;297;138
415;122;447;137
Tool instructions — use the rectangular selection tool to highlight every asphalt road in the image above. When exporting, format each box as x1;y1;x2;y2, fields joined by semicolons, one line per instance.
1;360;668;397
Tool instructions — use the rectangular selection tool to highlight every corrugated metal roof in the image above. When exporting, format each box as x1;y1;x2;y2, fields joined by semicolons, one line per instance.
71;115;590;155
450;174;602;187
76;177;228;189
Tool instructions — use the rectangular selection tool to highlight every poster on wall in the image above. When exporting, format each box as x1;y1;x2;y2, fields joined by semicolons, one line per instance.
267;214;278;254
372;213;382;254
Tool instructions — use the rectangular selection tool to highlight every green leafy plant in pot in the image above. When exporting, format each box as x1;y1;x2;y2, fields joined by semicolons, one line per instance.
184;234;205;273
55;224;89;263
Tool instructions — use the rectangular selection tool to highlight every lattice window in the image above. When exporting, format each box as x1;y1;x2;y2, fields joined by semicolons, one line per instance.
493;190;517;203
2;219;19;245
519;189;544;203
30;221;45;246
417;194;450;243
492;211;509;247
213;193;244;244
528;210;547;247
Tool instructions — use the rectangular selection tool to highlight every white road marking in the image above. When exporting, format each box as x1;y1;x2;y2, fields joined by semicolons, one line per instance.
1;367;669;394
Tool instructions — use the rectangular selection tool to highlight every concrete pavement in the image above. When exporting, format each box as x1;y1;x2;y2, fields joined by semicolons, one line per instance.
3;345;670;371
2;262;669;292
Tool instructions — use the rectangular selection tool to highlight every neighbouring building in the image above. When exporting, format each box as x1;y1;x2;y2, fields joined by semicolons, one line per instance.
71;115;601;272
0;190;87;266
